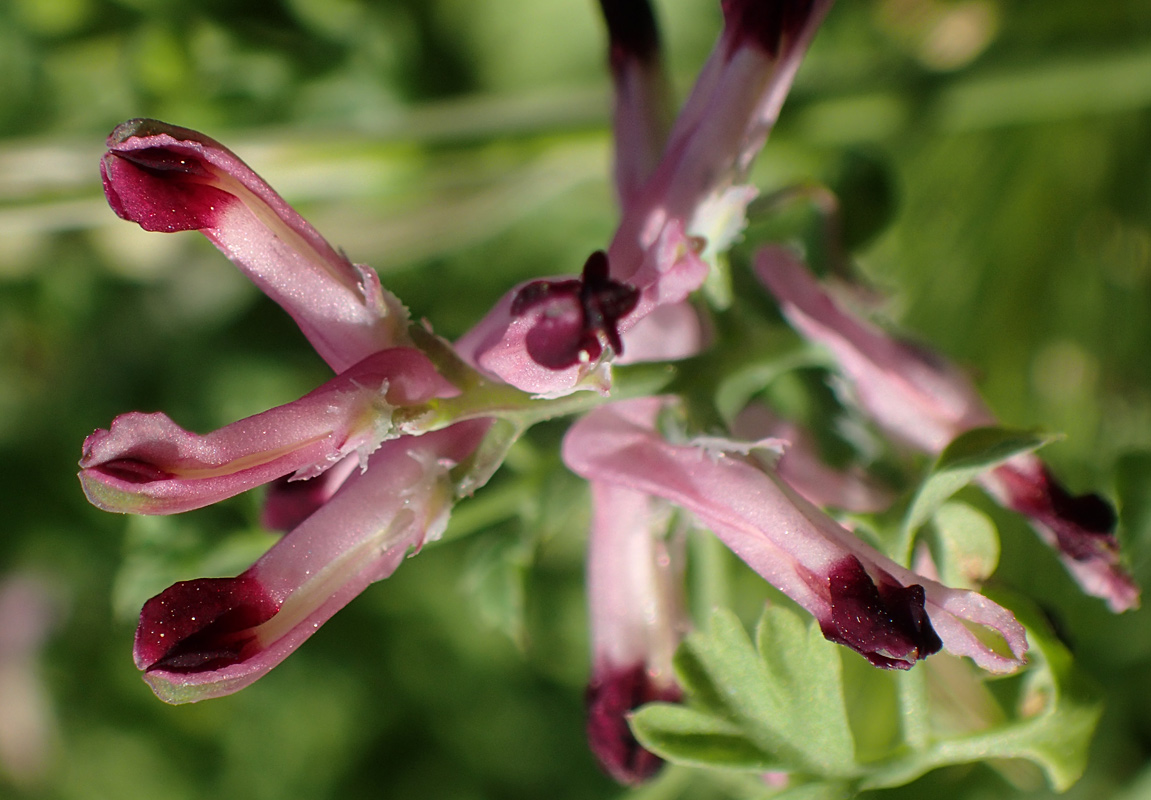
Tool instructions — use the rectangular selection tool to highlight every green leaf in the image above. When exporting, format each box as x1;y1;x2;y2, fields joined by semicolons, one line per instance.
630;705;787;772
896;427;1055;563
931;500;1000;589
1114;450;1151;573
861;591;1102;792
632;607;857;779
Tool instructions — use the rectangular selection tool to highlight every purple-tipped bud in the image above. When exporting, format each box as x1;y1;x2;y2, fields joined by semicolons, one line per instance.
131;420;489;704
820;556;942;669
982;455;1139;612
587;664;682;785
585;481;685;784
564;398;1028;675
102;119;406;373
79;348;457;516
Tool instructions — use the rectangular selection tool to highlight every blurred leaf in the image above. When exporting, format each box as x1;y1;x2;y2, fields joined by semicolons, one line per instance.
931;500;1000;589
1114;450;1151;574
830;149;897;253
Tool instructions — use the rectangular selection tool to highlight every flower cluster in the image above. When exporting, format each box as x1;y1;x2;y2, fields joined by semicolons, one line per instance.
80;0;1136;787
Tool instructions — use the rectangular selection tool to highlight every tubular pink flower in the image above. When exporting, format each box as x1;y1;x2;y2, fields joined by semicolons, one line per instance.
607;0;835;284
134;420;489;704
459;2;833;396
79;347;457;515
755;246;1140;611
586;482;685;785
101;118;407;373
563;398;1028;673
597;0;674;207
755;245;996;454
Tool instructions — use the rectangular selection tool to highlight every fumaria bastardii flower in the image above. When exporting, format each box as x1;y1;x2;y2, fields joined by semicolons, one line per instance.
78;0;1134;787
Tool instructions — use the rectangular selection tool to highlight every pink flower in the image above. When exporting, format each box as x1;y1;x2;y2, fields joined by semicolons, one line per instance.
87;118;495;701
80;347;457;516
135;421;489;703
101;119;407;373
564;398;1027;674
457;0;833;397
755;244;1140;612
585;481;686;784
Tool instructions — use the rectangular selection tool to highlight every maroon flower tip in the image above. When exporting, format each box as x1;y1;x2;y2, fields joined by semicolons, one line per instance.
101;123;236;233
134;573;280;674
992;462;1119;561
89;458;174;484
586;663;680;785
511;251;640;370
598;0;662;66
819;556;942;669
721;0;817;57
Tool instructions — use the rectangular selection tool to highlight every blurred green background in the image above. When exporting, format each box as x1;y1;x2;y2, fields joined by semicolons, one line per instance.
2;0;1151;798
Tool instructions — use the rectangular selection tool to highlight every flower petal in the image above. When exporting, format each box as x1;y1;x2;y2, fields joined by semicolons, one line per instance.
259;456;360;532
756;247;1140;611
597;0;674;207
586;482;685;784
563;398;1027;673
755;244;996;453
980;455;1140;612
607;0;834;284
457;223;707;396
134;420;489;703
732;404;895;513
102;119;406;372
80;347;456;515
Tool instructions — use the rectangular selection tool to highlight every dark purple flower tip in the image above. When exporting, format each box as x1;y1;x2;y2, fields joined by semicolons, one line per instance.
511;251;640;370
134;573;280;674
991;462;1119;561
598;0;662;66
721;0;818;57
819;556;943;669
587;663;681;786
101;120;236;233
85;457;175;485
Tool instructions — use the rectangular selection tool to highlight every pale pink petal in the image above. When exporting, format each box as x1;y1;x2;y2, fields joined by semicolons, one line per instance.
754;245;996;453
133;420;489;703
732;404;894;513
102;119;407;373
607;0;835;284
586;482;685;784
79;348;456;515
563;399;1027;673
597;0;674;207
615;301;707;365
260;455;360;532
